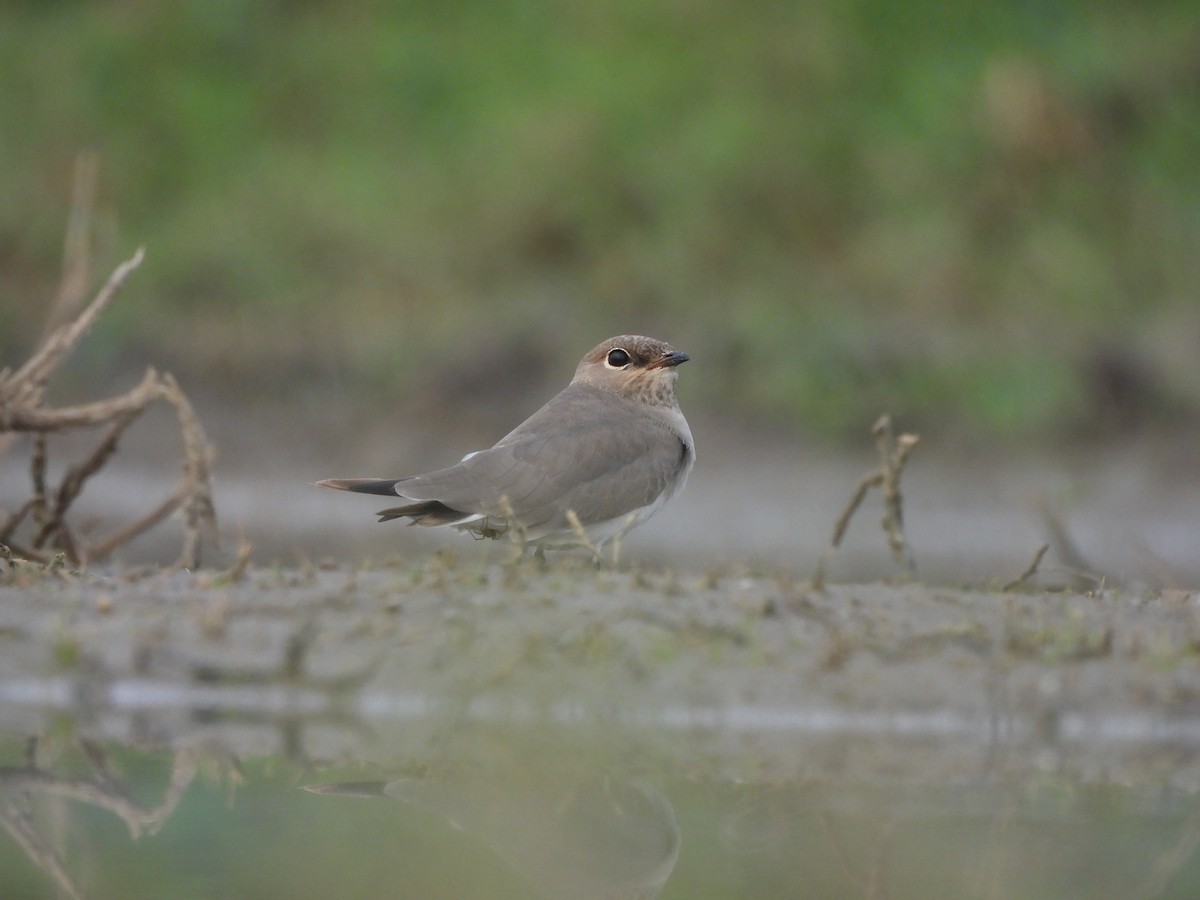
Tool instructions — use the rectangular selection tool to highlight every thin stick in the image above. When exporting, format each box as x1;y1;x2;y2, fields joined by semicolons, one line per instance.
1037;498;1098;590
2;367;159;432
0;542;50;564
565;508;602;559
495;494;532;569
159;373;217;567
812;471;881;591
874;415;919;572
830;472;883;549
30;434;48;509
496;494;527;547
87;488;185;562
0;799;87;900
2;247;145;408
1003;543;1050;592
0;498;39;545
1;242;217;567
811;414;919;590
43;405;142;538
606;512;640;567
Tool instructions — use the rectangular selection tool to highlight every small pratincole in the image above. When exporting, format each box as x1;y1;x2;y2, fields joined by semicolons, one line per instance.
318;334;694;549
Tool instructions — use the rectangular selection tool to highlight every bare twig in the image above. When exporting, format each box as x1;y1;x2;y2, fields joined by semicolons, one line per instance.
217;532;255;583
1037;497;1101;591
0;798;87;900
88;487;187;562
494;495;521;542
3;366;159;433
812;414;919;590
159;372;217;568
827;472;883;552
565;508;602;560
1;237;218;566
0;153;99;463
874;415;919;572
0;498;39;546
495;494;535;571
0;540;51;567
1003;543;1050;591
31;433;48;508
1;247;145;414
41;405;142;543
606;512;640;567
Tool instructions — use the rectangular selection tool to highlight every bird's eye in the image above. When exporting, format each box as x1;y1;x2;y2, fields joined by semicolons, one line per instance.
606;348;631;368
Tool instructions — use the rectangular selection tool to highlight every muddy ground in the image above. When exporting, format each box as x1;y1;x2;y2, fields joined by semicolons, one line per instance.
2;557;1198;788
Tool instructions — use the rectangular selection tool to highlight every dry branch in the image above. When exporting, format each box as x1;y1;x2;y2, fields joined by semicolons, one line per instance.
811;414;919;590
0;241;217;568
2;247;146;416
1003;543;1050;591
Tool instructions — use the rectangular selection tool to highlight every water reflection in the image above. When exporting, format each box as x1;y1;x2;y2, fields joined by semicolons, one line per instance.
0;735;207;900
307;766;679;900
1;718;1199;899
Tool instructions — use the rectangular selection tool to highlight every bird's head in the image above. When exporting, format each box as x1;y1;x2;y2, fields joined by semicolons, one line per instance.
572;335;689;407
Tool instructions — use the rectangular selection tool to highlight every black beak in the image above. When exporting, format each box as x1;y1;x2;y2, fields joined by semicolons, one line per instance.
650;350;689;369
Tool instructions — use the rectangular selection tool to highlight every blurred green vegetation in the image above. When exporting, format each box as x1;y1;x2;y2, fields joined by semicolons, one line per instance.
1;0;1197;442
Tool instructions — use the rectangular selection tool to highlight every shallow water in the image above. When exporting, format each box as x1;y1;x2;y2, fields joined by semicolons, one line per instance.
2;565;1200;897
2;708;1199;899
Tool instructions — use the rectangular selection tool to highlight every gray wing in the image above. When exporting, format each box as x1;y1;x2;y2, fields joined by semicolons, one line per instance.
394;383;689;529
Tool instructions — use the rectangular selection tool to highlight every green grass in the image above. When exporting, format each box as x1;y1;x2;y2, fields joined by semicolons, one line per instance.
1;0;1197;441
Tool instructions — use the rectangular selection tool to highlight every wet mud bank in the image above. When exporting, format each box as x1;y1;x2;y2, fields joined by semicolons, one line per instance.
2;561;1198;786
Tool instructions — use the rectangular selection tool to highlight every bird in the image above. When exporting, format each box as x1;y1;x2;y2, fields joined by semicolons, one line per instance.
318;335;694;551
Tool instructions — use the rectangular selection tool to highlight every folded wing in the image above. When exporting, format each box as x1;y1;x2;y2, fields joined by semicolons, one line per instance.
394;383;689;530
